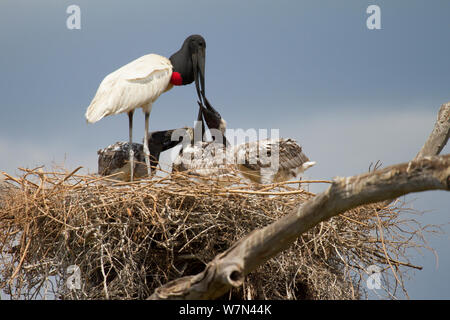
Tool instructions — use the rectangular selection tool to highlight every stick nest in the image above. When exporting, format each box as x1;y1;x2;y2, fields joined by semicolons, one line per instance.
0;166;436;300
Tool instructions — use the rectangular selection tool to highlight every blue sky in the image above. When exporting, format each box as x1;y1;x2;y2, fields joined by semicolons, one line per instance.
0;0;449;299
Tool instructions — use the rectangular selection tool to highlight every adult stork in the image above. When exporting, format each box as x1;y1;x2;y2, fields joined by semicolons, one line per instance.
85;35;207;181
173;98;316;184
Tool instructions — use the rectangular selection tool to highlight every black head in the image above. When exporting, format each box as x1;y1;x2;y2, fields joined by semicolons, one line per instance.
199;96;226;135
197;96;229;147
169;35;206;103
148;128;188;151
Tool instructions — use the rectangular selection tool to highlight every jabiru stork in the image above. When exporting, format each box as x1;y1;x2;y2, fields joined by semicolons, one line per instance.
85;35;207;181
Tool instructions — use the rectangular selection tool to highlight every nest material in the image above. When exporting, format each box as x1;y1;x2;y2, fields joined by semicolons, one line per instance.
0;166;436;300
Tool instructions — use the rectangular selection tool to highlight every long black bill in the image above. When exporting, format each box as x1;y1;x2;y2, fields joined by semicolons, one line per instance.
194;102;205;143
198;47;206;99
192;48;206;104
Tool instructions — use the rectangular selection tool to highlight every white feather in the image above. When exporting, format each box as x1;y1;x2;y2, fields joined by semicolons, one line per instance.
85;54;173;123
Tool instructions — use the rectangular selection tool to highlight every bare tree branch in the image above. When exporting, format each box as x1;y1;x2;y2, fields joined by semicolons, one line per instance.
149;155;450;299
416;102;450;159
380;102;449;208
149;102;450;300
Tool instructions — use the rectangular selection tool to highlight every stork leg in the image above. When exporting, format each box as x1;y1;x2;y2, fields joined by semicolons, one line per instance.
128;111;135;182
143;111;151;177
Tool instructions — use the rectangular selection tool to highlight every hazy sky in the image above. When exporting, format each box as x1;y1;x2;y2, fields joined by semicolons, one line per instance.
0;0;449;299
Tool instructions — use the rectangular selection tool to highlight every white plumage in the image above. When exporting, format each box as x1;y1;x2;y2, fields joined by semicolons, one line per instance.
85;54;174;181
85;54;173;123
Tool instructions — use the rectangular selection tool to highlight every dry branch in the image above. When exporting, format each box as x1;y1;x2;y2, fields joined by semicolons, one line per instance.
0;165;434;300
149;102;450;300
149;155;450;299
416;102;450;159
380;102;449;208
0;102;448;300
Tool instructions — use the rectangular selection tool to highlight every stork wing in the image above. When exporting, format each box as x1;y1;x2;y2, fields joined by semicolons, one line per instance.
277;139;311;170
121;54;172;81
235;139;311;171
85;54;173;123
